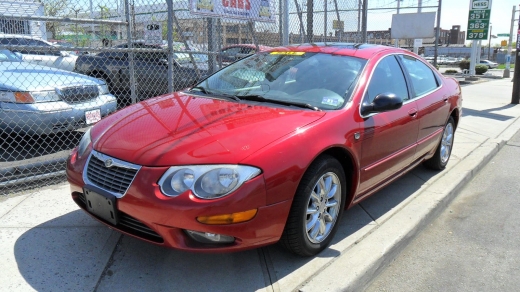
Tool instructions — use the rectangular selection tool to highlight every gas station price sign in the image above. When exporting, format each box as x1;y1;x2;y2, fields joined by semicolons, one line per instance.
466;0;492;40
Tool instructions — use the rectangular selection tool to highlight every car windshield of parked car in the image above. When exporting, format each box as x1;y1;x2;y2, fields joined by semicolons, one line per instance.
0;49;22;62
195;52;366;110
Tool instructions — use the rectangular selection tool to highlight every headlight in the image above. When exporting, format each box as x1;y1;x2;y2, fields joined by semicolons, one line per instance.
0;91;60;103
77;128;92;157
31;90;61;102
158;165;261;199
98;84;109;95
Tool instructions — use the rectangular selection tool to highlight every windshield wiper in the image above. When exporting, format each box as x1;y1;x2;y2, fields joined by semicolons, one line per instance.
236;95;320;111
190;87;241;102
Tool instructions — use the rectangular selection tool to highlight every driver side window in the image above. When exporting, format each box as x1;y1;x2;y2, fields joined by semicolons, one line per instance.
366;56;409;104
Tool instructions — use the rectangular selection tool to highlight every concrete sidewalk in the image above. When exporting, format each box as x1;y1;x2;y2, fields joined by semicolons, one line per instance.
1;78;518;292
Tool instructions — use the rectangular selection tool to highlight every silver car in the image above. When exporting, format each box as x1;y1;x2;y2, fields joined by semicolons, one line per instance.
0;50;117;135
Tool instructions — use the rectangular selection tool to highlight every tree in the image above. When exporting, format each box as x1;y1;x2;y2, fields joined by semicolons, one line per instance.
40;0;70;38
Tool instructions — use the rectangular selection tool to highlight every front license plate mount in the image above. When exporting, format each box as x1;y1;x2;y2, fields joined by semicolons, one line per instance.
84;187;119;225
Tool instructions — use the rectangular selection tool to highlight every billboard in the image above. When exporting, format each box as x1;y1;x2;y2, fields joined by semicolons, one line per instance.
391;12;436;39
190;0;275;23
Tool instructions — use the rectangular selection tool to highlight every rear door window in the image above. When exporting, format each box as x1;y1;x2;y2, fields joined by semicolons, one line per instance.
398;55;440;98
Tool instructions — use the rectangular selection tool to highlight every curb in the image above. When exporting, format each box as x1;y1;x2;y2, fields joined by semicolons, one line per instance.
300;140;503;292
300;114;520;291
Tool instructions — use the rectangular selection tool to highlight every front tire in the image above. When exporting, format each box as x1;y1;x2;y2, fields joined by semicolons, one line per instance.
424;116;455;170
280;155;347;256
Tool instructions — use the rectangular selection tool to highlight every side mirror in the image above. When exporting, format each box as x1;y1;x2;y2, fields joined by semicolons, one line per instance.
361;93;403;116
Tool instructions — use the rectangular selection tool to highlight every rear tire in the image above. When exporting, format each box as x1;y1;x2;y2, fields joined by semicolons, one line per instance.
424;116;455;170
280;155;347;256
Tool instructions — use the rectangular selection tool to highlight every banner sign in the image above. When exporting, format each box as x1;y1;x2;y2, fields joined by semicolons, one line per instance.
190;0;275;23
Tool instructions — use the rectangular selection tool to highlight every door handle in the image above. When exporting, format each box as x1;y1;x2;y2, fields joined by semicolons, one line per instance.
408;108;418;118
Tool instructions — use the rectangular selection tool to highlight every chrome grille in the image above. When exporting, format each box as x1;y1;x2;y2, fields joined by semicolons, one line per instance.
84;151;140;197
57;85;99;104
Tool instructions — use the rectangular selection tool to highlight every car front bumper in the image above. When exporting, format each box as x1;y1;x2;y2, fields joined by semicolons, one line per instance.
66;148;292;252
0;94;117;135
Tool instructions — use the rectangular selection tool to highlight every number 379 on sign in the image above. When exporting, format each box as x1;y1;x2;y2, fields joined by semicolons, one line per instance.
468;32;485;39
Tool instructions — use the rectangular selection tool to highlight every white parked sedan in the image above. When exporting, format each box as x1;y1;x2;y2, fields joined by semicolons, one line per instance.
0;34;78;71
479;59;498;69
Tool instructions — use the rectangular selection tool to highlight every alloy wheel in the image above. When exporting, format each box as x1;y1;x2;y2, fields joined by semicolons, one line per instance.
305;172;341;244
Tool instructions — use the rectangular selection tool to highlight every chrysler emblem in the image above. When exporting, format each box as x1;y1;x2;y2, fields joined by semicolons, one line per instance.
104;159;114;168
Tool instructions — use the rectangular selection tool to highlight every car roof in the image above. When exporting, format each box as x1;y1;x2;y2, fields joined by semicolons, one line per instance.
268;42;405;59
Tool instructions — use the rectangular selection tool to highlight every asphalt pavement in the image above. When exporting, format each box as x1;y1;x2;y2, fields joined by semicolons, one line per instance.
1;76;519;291
366;119;520;291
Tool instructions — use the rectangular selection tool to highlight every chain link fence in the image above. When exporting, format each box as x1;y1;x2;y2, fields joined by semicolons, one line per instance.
1;0;443;194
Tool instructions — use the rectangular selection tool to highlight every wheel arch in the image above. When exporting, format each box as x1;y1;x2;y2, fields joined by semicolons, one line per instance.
450;108;460;130
314;146;358;209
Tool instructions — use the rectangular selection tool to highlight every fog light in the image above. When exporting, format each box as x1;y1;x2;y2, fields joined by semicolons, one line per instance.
185;230;235;244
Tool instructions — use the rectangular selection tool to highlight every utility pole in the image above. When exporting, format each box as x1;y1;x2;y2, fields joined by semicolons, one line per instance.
282;0;289;45
324;0;327;42
433;0;442;67
394;0;401;47
414;0;423;54
512;6;520;104
307;0;313;43
504;5;515;78
361;0;367;43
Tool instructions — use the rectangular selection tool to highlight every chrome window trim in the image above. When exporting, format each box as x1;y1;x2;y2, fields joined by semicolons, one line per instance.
82;150;141;198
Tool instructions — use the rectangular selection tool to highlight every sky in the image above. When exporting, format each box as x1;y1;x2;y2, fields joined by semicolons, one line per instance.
294;0;517;46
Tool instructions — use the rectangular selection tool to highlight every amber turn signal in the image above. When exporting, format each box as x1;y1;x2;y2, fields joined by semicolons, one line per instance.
14;92;35;103
197;209;258;225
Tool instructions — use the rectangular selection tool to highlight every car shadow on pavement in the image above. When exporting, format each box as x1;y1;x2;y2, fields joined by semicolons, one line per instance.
13;166;443;291
13;210;119;291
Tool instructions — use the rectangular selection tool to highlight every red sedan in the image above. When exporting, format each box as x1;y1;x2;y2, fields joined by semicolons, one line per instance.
67;43;462;256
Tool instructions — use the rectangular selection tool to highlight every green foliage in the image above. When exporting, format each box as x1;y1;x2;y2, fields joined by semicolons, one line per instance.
445;69;458;74
475;65;488;75
459;59;470;70
497;64;515;69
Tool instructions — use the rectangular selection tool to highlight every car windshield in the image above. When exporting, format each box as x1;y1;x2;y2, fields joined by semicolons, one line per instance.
0;49;22;62
174;52;208;63
195;52;366;110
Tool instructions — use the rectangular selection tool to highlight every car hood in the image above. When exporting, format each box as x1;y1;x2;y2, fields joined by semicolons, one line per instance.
92;92;325;166
0;61;102;91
